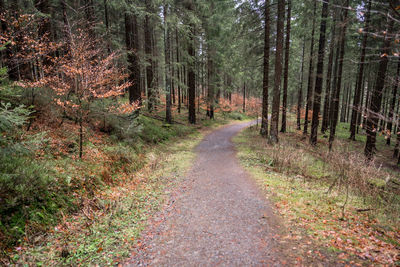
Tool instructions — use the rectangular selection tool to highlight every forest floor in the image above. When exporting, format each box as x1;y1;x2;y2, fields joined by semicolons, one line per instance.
126;120;342;266
5;110;251;266
233;118;400;266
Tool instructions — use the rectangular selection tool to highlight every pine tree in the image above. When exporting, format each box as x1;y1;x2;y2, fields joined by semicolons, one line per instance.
310;0;329;145
269;0;285;143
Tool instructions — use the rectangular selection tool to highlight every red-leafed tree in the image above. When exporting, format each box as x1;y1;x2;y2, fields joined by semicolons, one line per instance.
19;29;131;158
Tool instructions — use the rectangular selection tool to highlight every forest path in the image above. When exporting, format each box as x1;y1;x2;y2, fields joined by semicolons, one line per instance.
128;121;285;266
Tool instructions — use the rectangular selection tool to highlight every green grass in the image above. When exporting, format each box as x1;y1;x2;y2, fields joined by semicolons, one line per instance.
10;122;204;266
5;106;249;266
233;125;400;265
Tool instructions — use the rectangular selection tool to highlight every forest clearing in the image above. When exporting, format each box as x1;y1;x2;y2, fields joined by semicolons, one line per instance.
1;0;400;266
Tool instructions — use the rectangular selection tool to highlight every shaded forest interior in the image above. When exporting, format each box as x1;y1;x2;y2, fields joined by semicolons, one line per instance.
1;0;400;265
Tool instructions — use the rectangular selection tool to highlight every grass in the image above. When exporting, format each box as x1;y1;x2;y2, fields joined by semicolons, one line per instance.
4;106;251;266
233;121;400;265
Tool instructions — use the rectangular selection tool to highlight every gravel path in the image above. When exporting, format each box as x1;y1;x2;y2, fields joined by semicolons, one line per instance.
128;121;286;266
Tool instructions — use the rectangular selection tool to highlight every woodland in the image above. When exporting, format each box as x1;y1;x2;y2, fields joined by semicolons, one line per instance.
1;0;400;265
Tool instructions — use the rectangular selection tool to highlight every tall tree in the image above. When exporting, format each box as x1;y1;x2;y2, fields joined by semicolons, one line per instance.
164;2;172;123
145;0;155;112
387;58;400;145
280;0;291;133
303;0;317;135
310;0;329;145
260;0;270;137
321;14;337;133
269;0;285;143
365;19;394;159
125;9;141;105
328;0;350;150
296;38;305;131
187;0;196;124
349;0;371;141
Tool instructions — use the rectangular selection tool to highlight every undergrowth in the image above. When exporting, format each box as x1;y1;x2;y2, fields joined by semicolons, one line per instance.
234;126;400;265
1;89;245;265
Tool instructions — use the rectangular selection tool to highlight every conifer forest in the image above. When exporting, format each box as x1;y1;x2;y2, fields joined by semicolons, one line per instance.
1;0;400;265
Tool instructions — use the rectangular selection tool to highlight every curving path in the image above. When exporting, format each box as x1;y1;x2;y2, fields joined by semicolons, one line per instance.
128;121;285;266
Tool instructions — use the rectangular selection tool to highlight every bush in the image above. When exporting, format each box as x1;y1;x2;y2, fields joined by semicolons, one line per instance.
226;111;247;121
0;85;70;249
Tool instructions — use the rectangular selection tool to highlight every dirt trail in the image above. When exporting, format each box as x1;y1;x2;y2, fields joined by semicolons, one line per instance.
128;121;285;266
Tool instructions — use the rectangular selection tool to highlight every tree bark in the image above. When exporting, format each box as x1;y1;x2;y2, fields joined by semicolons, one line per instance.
125;11;141;106
387;58;400;145
364;21;394;158
303;0;317;135
328;0;349;150
145;0;155;112
281;0;291;133
269;0;285;143
176;28;181;113
260;0;270;137
297;38;306;131
310;0;329;145
243;82;246;113
187;1;196;124
164;3;172;123
321;17;337;133
350;0;371;140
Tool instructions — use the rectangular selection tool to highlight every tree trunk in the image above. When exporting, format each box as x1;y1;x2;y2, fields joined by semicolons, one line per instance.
34;0;52;42
321;16;337;133
350;1;371;139
243;82;246;113
269;0;285;143
176;28;181;113
387;58;400;145
364;21;394;158
303;0;317;135
310;0;329;145
145;0;155;112
281;0;291;133
187;1;196;124
260;0;270;137
328;0;349;150
207;49;214;119
297;38;306;131
164;3;172;123
84;0;95;38
125;11;141;105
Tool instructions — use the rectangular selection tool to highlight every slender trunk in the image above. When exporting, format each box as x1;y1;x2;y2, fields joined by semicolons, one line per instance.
357;70;367;133
350;1;371;139
260;0;270;136
310;0;329;145
281;0;291;133
387;58;400;145
303;0;317;135
145;0;154;112
269;0;285;143
104;0;111;53
164;3;172;123
188;1;196;124
243;82;246;113
346;83;352;122
340;84;348;123
297;38;305;131
365;21;394;158
176;28;181;113
328;0;349;150
207;49;214;119
84;0;95;38
321;17;337;133
125;12;141;106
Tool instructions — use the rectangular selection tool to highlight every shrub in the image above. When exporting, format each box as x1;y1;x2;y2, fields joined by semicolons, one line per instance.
0;85;70;249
